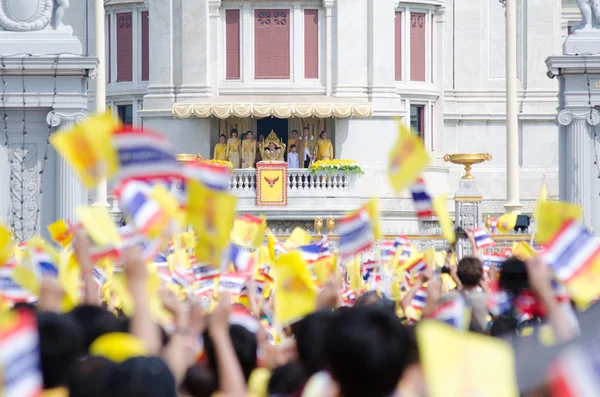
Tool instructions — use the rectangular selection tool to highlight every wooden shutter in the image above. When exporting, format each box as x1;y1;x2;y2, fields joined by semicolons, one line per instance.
107;15;111;83
304;9;319;79
226;10;240;79
117;12;133;82
141;11;149;81
255;9;290;79
430;13;434;82
395;11;402;81
410;12;425;82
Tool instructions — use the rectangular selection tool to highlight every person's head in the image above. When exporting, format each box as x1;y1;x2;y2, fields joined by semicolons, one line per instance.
68;305;121;351
38;312;84;389
290;144;297;153
258;135;265;142
204;324;257;384
180;364;217;397
456;256;484;289
303;127;310;136
66;356;116;397
268;362;307;396
398;326;426;396
246;131;253;140
291;130;299;138
499;256;529;297
354;291;397;315
219;134;226;144
103;357;176;397
268;142;276;151
230;129;238;138
324;306;411;397
291;310;337;376
319;130;327;139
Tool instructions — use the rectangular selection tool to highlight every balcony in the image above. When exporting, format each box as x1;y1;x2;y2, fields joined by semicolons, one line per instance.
231;168;361;218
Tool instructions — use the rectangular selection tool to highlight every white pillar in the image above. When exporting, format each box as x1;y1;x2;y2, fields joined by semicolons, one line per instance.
179;0;210;98
94;0;108;207
48;112;89;222
324;0;334;96
557;108;600;231
504;0;521;213
208;0;222;95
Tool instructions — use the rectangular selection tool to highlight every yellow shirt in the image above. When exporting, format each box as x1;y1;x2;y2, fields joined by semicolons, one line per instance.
316;139;333;160
213;143;227;160
227;138;240;153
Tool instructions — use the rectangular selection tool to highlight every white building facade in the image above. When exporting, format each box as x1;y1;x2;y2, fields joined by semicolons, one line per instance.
66;0;574;234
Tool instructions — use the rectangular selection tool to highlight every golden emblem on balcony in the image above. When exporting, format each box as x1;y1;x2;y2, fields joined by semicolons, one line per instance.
443;153;492;180
264;176;280;188
175;153;203;164
261;131;286;162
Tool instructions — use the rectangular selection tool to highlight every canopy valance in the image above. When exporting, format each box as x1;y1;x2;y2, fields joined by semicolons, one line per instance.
172;96;372;119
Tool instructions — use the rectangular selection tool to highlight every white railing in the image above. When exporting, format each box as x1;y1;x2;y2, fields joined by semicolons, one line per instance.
230;169;358;198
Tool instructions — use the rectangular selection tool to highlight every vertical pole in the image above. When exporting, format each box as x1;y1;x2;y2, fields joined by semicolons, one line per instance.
504;0;521;213
94;0;108;206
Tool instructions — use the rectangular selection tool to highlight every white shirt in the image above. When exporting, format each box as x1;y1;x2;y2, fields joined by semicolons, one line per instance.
287;152;299;168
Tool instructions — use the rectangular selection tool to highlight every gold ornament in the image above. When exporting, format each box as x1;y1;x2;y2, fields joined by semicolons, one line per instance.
443;153;492;180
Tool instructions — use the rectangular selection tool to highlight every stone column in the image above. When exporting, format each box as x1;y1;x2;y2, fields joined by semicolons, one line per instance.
47;111;89;223
324;0;334;96
179;0;210;98
557;108;600;230
454;179;483;259
208;0;222;95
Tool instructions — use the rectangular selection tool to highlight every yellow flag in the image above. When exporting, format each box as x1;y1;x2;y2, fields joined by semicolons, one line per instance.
267;232;281;261
568;256;600;310
274;251;317;326
284;227;312;250
313;254;337;285
50;112;120;188
147;183;186;237
58;250;80;309
511;241;536;260
432;195;456;244
90;332;148;363
76;206;121;247
536;201;583;244
11;267;40;296
417;321;519;397
496;213;518;234
111;271;173;324
533;183;547;218
47;219;72;247
0;223;13;265
230;215;267;249
187;180;237;266
346;255;362;293
388;119;431;193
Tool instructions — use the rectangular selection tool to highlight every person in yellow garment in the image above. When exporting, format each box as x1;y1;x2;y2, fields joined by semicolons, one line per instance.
213;134;228;160
241;131;257;168
226;129;241;168
299;127;314;168
287;129;299;158
316;130;333;161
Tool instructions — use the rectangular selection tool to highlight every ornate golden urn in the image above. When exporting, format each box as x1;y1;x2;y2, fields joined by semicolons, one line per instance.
314;217;323;236
326;216;335;235
443;153;492;180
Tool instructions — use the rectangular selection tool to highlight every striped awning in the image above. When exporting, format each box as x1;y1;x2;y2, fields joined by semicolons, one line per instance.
172;96;372;119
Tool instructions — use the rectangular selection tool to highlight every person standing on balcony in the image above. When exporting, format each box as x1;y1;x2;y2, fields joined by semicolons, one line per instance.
288;144;299;168
226;129;241;168
299;127;314;168
287;130;299;158
316;131;333;161
213;134;228;161
255;134;265;165
241;131;256;168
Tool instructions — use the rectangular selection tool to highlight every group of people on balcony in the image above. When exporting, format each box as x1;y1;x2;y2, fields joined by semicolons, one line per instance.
213;127;333;169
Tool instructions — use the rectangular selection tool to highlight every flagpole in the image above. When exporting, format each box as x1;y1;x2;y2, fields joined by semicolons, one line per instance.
93;0;109;207
529;175;546;246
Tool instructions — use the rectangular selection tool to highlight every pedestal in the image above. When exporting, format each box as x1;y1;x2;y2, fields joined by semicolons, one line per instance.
48;111;89;223
256;161;288;207
454;179;483;258
556;108;600;231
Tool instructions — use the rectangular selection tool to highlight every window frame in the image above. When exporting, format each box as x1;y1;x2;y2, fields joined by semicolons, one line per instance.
395;5;436;85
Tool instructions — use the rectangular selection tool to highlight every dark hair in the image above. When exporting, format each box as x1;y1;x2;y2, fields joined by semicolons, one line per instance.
319;130;327;138
67;305;121;351
499;256;529;297
303;126;310;131
456;256;484;288
290;310;337;376
180;364;217;397
37;312;84;389
204;324;257;384
246;130;253;136
268;362;307;396
66;356;116;397
324;306;411;397
104;357;176;397
354;291;397;315
230;129;238;137
490;316;518;337
290;144;297;149
219;134;226;140
404;326;420;366
291;129;299;134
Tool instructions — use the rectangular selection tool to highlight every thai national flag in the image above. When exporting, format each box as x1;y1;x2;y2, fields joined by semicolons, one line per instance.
91;267;108;289
394;235;407;248
489;218;499;234
472;227;495;249
151;253;171;278
112;127;182;193
481;254;505;272
0;310;43;397
541;220;600;283
338;210;375;259
218;272;249;297
410;178;434;219
29;248;58;279
547;343;600;397
191;263;220;282
487;280;512;317
193;278;216;298
120;182;167;237
230;304;260;334
379;241;397;265
430;297;469;330
299;236;331;263
224;243;255;273
0;266;32;304
184;161;232;192
411;287;428;312
404;257;427;285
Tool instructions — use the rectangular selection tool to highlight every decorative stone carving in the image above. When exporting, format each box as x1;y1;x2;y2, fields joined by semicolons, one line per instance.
268;220;316;235
0;0;72;32
572;0;600;33
46;110;87;127
556;108;600;127
9;143;39;242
